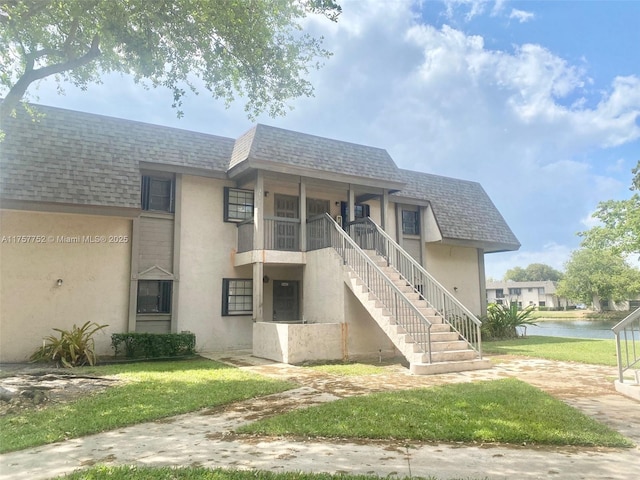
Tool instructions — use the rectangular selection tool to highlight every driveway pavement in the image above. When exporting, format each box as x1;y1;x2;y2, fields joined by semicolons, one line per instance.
1;353;639;480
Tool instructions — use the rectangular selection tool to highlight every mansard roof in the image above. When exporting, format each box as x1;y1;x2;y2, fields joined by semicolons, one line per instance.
229;124;405;189
0;104;233;210
394;169;520;253
0;104;519;252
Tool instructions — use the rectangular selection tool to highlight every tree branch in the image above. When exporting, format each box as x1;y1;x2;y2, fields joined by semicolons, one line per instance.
0;35;101;119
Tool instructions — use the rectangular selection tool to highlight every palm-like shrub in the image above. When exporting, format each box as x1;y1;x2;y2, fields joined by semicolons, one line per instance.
482;302;537;340
30;321;108;367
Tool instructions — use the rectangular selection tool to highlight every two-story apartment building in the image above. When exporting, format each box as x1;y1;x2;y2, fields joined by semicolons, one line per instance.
486;281;571;309
0;105;520;374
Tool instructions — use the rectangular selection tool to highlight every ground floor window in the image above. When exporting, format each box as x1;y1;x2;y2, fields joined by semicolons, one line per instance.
222;279;253;315
137;280;172;313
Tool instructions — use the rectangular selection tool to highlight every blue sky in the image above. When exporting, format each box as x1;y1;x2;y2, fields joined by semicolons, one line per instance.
17;0;640;279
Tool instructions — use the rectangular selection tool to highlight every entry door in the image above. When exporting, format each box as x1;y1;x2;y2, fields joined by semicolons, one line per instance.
275;195;299;250
273;280;299;322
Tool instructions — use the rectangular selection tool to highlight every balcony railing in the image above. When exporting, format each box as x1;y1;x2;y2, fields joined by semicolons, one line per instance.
237;216;301;253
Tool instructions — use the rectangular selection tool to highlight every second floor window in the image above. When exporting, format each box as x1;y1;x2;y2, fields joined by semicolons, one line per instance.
495;289;504;298
402;210;420;235
141;175;174;212
224;187;254;222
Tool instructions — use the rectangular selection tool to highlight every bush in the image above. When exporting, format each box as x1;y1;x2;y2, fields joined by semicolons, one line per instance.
111;332;196;359
481;302;537;340
30;322;108;367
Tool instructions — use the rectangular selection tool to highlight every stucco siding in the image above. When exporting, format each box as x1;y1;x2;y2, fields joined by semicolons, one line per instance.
303;249;345;324
424;243;482;315
344;286;397;359
0;210;131;362
177;175;253;352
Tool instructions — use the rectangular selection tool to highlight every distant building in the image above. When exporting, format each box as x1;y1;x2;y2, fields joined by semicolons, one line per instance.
486;281;573;309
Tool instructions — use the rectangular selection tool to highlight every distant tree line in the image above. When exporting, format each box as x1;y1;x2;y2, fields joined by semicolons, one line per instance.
499;162;640;311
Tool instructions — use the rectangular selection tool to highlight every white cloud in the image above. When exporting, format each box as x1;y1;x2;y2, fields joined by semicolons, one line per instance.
27;0;640;278
509;8;535;23
443;0;490;21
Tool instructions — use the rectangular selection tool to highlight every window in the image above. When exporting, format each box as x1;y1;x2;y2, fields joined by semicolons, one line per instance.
137;280;172;314
222;279;253;315
141;175;174;212
354;204;370;219
539;287;545;294
307;198;330;217
340;202;370;225
402;210;420;235
496;299;503;305
540;301;546;307
224;187;254;222
508;288;521;295
495;289;504;299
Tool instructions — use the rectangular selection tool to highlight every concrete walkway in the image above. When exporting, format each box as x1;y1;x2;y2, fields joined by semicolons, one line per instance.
1;354;639;480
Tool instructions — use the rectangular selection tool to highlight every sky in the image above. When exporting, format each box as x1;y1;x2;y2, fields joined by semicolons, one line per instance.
16;0;640;280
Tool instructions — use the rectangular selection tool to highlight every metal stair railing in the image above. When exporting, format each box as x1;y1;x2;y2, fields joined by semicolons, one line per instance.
612;308;640;383
307;214;433;362
348;218;483;358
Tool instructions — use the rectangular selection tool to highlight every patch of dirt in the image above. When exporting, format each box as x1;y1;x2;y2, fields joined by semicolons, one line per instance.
0;370;121;416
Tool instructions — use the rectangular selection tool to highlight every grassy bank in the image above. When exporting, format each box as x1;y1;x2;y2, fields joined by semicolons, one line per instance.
531;310;629;321
483;336;618;366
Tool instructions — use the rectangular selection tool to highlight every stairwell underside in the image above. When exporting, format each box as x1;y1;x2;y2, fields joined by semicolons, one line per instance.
344;266;491;375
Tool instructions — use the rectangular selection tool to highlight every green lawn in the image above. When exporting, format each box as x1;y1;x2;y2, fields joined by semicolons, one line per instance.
483;336;619;366
57;466;468;480
238;378;631;447
305;362;394;376
0;359;295;453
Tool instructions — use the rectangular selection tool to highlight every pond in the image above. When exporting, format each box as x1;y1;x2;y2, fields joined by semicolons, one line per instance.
520;319;637;340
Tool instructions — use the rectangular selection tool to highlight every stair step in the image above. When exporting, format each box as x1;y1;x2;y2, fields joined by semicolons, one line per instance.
409;359;492;375
424;349;478;363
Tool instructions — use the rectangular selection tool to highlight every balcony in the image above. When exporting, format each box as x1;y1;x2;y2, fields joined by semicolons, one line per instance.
235;215;334;265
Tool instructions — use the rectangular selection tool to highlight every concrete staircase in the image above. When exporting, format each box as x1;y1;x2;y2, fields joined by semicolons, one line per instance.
344;254;491;375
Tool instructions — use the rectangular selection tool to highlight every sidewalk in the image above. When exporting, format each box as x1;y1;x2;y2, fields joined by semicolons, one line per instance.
1;354;639;480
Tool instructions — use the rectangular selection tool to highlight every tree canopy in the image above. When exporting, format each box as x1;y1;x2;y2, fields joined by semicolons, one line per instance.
0;0;341;119
503;263;563;282
556;248;640;308
579;160;640;258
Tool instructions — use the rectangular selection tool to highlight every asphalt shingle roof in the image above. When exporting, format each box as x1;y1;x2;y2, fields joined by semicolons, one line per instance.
229;124;404;186
1;105;519;252
394;169;520;252
0;105;234;209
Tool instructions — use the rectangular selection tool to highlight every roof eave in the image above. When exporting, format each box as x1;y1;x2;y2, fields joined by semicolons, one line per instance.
228;160;406;190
